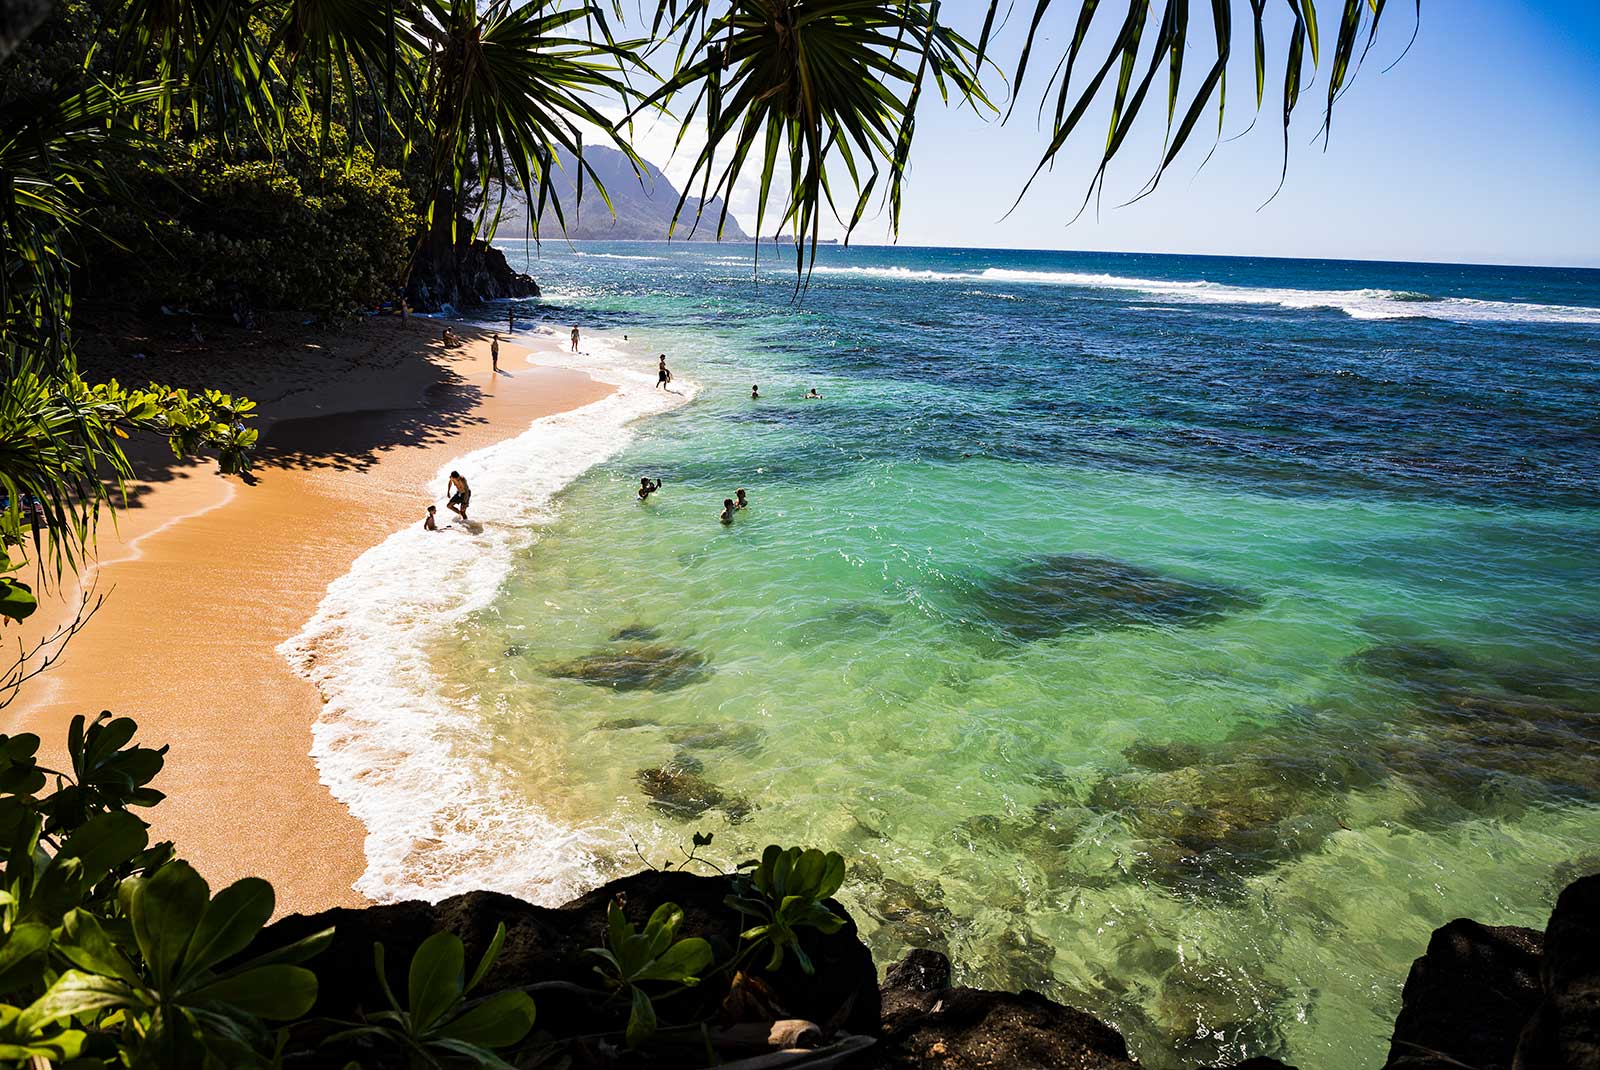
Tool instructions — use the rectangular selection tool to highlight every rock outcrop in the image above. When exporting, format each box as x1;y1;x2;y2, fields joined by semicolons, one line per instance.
1385;873;1600;1070
251;869;1600;1070
406;224;539;312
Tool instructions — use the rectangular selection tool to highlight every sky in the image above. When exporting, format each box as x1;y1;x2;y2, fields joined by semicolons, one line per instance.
613;1;1600;268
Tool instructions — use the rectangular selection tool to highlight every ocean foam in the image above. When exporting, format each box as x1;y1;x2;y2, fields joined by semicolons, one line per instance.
806;264;1600;325
279;329;696;904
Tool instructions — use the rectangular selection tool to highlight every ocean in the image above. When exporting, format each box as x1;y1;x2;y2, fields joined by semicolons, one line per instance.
283;243;1600;1068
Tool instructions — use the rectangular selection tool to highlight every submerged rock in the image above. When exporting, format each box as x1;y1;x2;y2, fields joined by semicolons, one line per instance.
609;623;662;642
964;555;1258;641
547;643;712;691
666;722;767;754
635;765;753;823
594;716;656;731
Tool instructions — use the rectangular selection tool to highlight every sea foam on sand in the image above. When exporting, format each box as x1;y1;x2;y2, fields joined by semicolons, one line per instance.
279;329;696;904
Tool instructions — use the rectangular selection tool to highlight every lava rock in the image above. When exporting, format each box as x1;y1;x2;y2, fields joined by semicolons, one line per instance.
1515;874;1600;1070
1383;919;1543;1069
547;643;713;691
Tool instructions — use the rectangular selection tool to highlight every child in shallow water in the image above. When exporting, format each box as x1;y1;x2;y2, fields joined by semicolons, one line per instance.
638;477;661;500
720;498;736;524
424;505;438;530
735;488;748;510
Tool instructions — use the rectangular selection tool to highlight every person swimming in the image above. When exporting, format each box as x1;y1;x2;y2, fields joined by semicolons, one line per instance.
735;488;748;510
805;387;822;399
751;384;760;399
638;477;662;500
447;470;472;520
720;498;735;524
424;505;438;530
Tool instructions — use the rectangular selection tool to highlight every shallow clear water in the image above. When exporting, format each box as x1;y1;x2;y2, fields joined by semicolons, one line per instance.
421;245;1598;1067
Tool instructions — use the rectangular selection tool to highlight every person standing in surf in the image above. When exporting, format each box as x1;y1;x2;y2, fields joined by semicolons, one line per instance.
657;355;672;389
447;471;472;521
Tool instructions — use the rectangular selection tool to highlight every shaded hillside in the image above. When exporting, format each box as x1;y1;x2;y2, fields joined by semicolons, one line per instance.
498;145;750;241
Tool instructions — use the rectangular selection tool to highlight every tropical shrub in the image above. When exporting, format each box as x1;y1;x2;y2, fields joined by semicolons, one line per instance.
587;897;714;1048
89;131;418;317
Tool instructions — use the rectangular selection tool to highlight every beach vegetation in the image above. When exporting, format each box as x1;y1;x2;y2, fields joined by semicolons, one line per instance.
0;714;863;1067
587;897;714;1047
327;923;538;1066
727;845;848;974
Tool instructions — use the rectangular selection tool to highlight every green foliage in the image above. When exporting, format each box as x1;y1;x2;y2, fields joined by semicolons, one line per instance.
0;713;331;1068
726;846;847;974
332;922;538;1067
92;124;419;315
0;360;257;596
587;897;713;1048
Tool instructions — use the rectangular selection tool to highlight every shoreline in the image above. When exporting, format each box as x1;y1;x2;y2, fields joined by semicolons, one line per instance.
11;319;616;914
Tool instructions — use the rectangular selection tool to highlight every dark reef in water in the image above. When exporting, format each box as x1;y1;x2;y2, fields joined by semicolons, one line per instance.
546;642;713;691
634;760;754;823
963;554;1259;641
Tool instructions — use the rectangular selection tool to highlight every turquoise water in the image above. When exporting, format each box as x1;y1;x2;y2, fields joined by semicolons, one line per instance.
446;245;1600;1067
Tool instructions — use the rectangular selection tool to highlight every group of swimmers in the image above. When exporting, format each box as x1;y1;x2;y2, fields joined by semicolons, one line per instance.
637;478;747;525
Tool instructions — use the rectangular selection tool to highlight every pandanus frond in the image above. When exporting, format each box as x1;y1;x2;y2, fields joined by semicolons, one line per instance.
633;0;992;280
972;0;1419;218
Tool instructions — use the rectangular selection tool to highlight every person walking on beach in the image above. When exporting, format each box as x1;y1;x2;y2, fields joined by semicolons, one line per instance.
638;477;661;501
491;333;500;372
509;307;515;332
720;498;736;524
424;505;439;531
447;471;472;520
571;326;580;352
657;355;672;389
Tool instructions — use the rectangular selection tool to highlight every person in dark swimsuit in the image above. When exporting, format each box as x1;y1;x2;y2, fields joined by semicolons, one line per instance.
638;477;662;500
447;471;472;520
657;355;671;389
751;384;760;399
735;488;748;510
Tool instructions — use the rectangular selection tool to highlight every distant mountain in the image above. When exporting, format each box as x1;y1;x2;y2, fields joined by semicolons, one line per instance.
497;146;750;242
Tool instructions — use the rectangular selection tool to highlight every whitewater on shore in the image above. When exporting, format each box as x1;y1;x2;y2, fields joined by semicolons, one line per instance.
279;328;698;904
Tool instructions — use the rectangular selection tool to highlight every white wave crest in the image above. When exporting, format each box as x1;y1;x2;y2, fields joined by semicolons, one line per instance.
807;263;1600;325
279;330;695;905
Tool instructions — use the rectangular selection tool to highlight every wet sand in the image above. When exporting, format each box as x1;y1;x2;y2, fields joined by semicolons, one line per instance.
10;320;614;914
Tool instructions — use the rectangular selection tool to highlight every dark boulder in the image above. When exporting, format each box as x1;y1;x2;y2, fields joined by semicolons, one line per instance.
406;223;539;312
875;950;1139;1069
1383;919;1543;1069
1515;873;1600;1070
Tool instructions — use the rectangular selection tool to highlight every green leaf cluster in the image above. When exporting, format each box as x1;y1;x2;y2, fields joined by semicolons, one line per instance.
587;897;713;1048
332;923;537;1068
726;845;846;974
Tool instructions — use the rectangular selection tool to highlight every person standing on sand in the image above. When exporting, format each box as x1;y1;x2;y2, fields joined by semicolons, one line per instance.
509;307;515;332
657;355;671;389
491;333;500;372
447;471;472;520
571;326;580;352
424;506;438;530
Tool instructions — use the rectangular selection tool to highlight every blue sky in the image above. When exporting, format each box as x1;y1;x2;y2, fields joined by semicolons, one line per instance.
634;2;1599;267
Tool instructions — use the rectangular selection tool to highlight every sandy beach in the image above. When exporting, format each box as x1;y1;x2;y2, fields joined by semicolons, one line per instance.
9;318;614;915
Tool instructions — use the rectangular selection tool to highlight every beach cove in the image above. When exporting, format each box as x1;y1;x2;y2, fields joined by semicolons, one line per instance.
10;318;615;915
